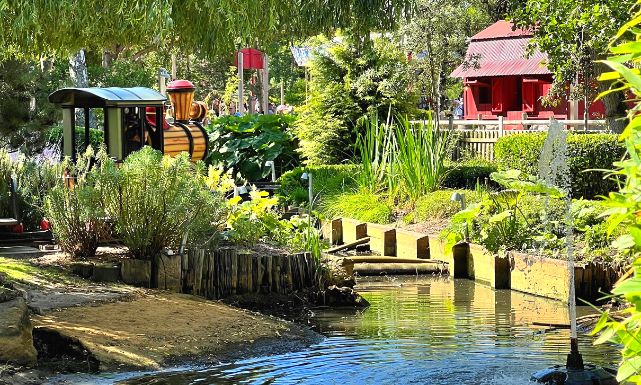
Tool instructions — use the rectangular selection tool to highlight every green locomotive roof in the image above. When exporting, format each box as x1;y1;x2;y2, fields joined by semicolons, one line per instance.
49;87;166;107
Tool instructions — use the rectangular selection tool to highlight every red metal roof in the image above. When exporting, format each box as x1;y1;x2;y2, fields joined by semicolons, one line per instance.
471;20;532;41
451;36;549;78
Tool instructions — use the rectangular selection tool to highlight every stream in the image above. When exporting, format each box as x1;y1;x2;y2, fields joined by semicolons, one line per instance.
50;275;619;385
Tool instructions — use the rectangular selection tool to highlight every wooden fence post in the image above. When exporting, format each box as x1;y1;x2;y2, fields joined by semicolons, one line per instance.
498;116;504;136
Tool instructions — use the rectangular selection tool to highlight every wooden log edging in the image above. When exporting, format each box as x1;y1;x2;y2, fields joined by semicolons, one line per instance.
181;247;319;300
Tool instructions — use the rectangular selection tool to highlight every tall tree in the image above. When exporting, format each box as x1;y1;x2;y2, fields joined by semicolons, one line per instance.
509;0;633;132
401;0;492;115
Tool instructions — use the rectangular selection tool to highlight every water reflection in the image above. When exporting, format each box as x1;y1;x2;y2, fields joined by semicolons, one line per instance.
52;276;619;385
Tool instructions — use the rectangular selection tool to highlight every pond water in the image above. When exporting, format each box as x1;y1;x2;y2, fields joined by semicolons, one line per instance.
50;276;619;385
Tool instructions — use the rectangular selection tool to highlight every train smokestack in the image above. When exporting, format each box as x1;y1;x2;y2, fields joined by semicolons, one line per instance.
166;80;195;122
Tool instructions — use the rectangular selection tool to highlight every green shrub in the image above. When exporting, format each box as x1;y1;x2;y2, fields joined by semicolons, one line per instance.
101;147;226;259
295;35;417;164
44;149;109;259
321;189;393;224
205;114;299;182
443;159;498;190
411;190;482;222
494;132;625;199
14;158;63;230
48;125;104;150
277;164;359;206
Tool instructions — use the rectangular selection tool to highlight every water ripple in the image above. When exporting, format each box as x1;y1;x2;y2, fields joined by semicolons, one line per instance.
50;276;619;385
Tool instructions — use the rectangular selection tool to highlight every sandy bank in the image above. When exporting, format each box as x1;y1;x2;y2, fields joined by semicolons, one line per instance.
33;291;321;371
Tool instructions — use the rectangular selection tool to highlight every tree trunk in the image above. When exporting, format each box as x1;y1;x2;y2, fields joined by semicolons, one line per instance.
69;49;96;129
597;63;628;133
601;90;627;134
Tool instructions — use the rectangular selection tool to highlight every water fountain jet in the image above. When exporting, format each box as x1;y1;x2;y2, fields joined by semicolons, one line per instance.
530;119;617;385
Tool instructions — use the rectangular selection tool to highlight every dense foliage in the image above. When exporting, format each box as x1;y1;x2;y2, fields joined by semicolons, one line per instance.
356;115;452;202
591;5;641;383
295;36;417;164
98;147;227;259
44;149;109;258
494;132;625;198
0;150;62;231
277;164;359;206
321;189;394;224
206;114;299;182
400;0;493;112
44;147;227;260
0;59;67;153
405;190;484;224
443;169;616;261
443;159;498;190
0;1;414;59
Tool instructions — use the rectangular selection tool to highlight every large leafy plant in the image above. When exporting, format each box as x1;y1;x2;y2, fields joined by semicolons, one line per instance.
443;170;565;254
206;113;299;181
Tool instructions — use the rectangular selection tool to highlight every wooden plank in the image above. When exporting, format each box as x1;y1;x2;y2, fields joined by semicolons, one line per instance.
396;229;430;259
327;237;371;253
341;218;367;244
366;223;396;256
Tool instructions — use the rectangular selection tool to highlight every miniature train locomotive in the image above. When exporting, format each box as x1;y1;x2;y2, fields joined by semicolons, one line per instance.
49;79;208;162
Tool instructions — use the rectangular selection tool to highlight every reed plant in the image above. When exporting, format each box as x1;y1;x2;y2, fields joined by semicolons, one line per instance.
355;112;451;204
355;112;395;194
392;116;451;202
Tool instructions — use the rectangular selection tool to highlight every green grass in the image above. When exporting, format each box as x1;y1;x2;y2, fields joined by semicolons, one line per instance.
320;189;394;224
407;189;483;223
0;257;78;286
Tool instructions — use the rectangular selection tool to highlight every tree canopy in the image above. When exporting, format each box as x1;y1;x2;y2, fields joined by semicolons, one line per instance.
1;0;414;59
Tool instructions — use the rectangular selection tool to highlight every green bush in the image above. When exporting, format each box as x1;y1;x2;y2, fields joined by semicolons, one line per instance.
14;158;63;231
321;189;393;224
44;149;109;259
443;159;498;190
100;147;226;259
47;125;104;150
277;164;359;206
205;114;299;182
494;132;625;199
411;190;483;222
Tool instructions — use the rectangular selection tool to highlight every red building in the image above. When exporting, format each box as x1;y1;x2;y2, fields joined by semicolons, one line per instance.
451;20;603;123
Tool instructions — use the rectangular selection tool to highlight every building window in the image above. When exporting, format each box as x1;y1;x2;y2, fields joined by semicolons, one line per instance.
478;86;490;104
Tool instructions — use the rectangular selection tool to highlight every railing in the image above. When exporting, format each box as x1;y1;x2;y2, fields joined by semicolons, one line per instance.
410;117;609;161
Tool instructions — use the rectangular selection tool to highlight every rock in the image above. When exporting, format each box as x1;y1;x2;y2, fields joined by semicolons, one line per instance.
153;254;182;292
0;297;37;366
121;259;151;288
91;263;121;283
0;287;18;303
318;286;369;307
69;262;94;279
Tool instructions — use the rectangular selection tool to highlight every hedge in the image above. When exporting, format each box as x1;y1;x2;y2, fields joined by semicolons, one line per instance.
494;133;625;199
277;164;359;205
443;159;498;190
